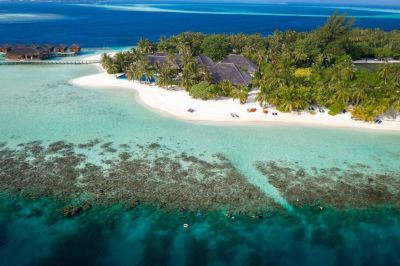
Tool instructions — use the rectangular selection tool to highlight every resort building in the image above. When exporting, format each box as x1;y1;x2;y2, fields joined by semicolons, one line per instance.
5;46;49;60
0;44;11;53
55;44;68;53
221;54;258;75
42;44;55;53
210;62;253;86
196;54;215;69
197;54;258;86
2;43;81;60
69;44;81;53
146;52;182;69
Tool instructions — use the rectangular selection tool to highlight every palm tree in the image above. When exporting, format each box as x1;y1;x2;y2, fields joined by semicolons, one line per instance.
126;65;137;81
332;86;351;106
143;65;155;84
276;87;295;112
219;80;235;96
180;58;200;90
293;49;308;66
379;63;391;84
135;57;148;83
200;67;212;83
177;42;192;58
256;87;269;107
341;65;355;83
231;85;249;104
108;64;119;75
138;38;154;54
351;85;367;105
155;63;176;88
275;85;310;112
101;53;112;70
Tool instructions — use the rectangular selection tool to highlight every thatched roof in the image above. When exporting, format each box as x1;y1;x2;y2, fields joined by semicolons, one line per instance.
221;54;258;74
41;44;54;50
196;54;215;69
7;47;41;56
70;43;80;48
210;62;252;86
147;53;182;69
57;44;68;49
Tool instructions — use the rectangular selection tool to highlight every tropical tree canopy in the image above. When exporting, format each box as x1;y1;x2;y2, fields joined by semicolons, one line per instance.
100;13;400;121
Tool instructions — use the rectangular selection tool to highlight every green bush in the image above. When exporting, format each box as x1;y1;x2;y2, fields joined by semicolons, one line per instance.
189;81;220;100
328;102;345;116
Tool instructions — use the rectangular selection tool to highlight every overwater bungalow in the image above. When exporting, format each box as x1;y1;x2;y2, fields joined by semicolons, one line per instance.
0;44;12;53
6;46;46;60
55;44;68;53
69;44;81;53
42;44;55;53
3;43;81;60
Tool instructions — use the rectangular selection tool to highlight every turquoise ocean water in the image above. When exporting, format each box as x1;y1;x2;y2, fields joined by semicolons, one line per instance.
0;58;399;265
1;1;400;264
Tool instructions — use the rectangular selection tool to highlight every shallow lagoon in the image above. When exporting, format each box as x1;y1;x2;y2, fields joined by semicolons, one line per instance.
0;62;400;265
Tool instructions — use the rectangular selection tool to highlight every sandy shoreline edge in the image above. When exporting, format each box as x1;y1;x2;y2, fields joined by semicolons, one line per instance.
70;63;400;132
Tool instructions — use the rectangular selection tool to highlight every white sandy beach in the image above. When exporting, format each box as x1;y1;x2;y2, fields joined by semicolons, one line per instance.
70;64;400;132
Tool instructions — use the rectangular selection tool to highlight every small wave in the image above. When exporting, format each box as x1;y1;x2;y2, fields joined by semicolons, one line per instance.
0;13;66;23
77;4;400;19
313;6;400;14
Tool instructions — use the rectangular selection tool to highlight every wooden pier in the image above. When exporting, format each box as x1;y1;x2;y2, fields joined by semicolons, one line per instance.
0;59;100;65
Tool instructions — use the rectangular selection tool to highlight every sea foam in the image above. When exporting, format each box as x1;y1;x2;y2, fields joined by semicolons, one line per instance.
0;13;65;23
77;3;400;19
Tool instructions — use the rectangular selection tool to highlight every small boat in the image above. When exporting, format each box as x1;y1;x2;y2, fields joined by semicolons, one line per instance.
234;113;239;118
231;113;235;117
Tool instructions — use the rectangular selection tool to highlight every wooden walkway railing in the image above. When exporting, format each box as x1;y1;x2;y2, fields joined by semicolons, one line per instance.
353;59;400;64
0;60;100;65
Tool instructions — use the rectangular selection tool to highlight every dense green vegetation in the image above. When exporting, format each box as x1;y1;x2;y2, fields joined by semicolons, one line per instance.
200;35;233;60
101;13;400;121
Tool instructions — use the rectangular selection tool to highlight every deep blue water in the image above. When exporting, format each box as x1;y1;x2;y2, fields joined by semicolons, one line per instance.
1;195;400;266
0;1;400;47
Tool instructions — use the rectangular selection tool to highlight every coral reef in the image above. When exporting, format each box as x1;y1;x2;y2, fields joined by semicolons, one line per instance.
0;140;279;214
255;161;400;209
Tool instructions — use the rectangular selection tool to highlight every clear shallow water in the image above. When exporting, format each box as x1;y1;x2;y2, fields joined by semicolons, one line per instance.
0;2;400;46
0;60;400;265
1;1;400;263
